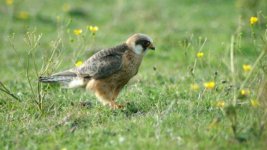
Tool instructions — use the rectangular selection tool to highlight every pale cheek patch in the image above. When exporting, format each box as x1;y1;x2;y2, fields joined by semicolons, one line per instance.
133;45;144;55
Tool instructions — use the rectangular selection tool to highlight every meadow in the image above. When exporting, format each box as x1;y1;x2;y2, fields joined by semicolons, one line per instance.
0;0;267;149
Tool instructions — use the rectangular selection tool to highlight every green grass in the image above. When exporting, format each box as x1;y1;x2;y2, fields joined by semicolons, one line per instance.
1;0;267;149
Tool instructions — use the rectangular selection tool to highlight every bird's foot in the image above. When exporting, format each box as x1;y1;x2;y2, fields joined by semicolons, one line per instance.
110;102;124;109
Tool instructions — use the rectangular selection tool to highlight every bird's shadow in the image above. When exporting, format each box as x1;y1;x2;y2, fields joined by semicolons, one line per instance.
120;102;140;117
77;100;141;117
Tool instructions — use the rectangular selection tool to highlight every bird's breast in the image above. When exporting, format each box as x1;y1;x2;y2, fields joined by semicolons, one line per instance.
121;51;143;78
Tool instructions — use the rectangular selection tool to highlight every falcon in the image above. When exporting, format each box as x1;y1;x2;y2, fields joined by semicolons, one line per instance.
39;33;155;109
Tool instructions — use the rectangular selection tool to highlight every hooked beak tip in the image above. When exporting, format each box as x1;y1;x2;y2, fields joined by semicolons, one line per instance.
148;43;155;50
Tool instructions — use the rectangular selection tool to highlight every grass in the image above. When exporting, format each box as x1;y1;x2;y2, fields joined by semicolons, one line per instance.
1;0;267;149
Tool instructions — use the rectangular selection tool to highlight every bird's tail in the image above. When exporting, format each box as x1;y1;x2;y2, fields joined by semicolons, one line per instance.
39;75;74;83
39;70;87;88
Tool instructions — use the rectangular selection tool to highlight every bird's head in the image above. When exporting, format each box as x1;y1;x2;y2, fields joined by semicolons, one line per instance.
126;33;155;55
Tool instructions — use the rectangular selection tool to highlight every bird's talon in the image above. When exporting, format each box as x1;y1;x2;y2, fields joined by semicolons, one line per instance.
110;103;124;109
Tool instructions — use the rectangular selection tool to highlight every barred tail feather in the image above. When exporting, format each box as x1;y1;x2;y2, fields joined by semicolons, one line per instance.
38;76;74;83
39;71;88;88
39;70;77;83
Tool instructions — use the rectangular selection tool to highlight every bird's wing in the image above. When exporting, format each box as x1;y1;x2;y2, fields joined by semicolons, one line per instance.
75;44;128;79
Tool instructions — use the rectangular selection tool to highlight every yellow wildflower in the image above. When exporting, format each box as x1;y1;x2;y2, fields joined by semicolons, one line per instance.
191;83;199;91
73;29;83;35
56;16;61;22
6;0;13;5
204;81;215;90
17;11;29;20
88;25;99;33
75;61;83;67
243;64;252;72
62;3;70;12
197;52;204;58
250;99;259;108
216;101;225;108
250;17;258;25
240;89;250;96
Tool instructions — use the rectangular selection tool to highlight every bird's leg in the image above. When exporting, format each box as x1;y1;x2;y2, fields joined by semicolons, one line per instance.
110;87;124;109
94;87;123;109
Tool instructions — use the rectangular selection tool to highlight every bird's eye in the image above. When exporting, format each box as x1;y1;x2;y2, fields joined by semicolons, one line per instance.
144;41;150;46
136;40;150;48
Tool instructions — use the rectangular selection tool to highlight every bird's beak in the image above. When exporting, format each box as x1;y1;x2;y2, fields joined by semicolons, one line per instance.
148;43;155;50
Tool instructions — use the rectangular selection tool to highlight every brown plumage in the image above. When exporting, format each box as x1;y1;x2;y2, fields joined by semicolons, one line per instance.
39;33;155;109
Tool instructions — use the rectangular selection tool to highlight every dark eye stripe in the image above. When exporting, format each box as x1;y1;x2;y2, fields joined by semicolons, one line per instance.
136;40;150;46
